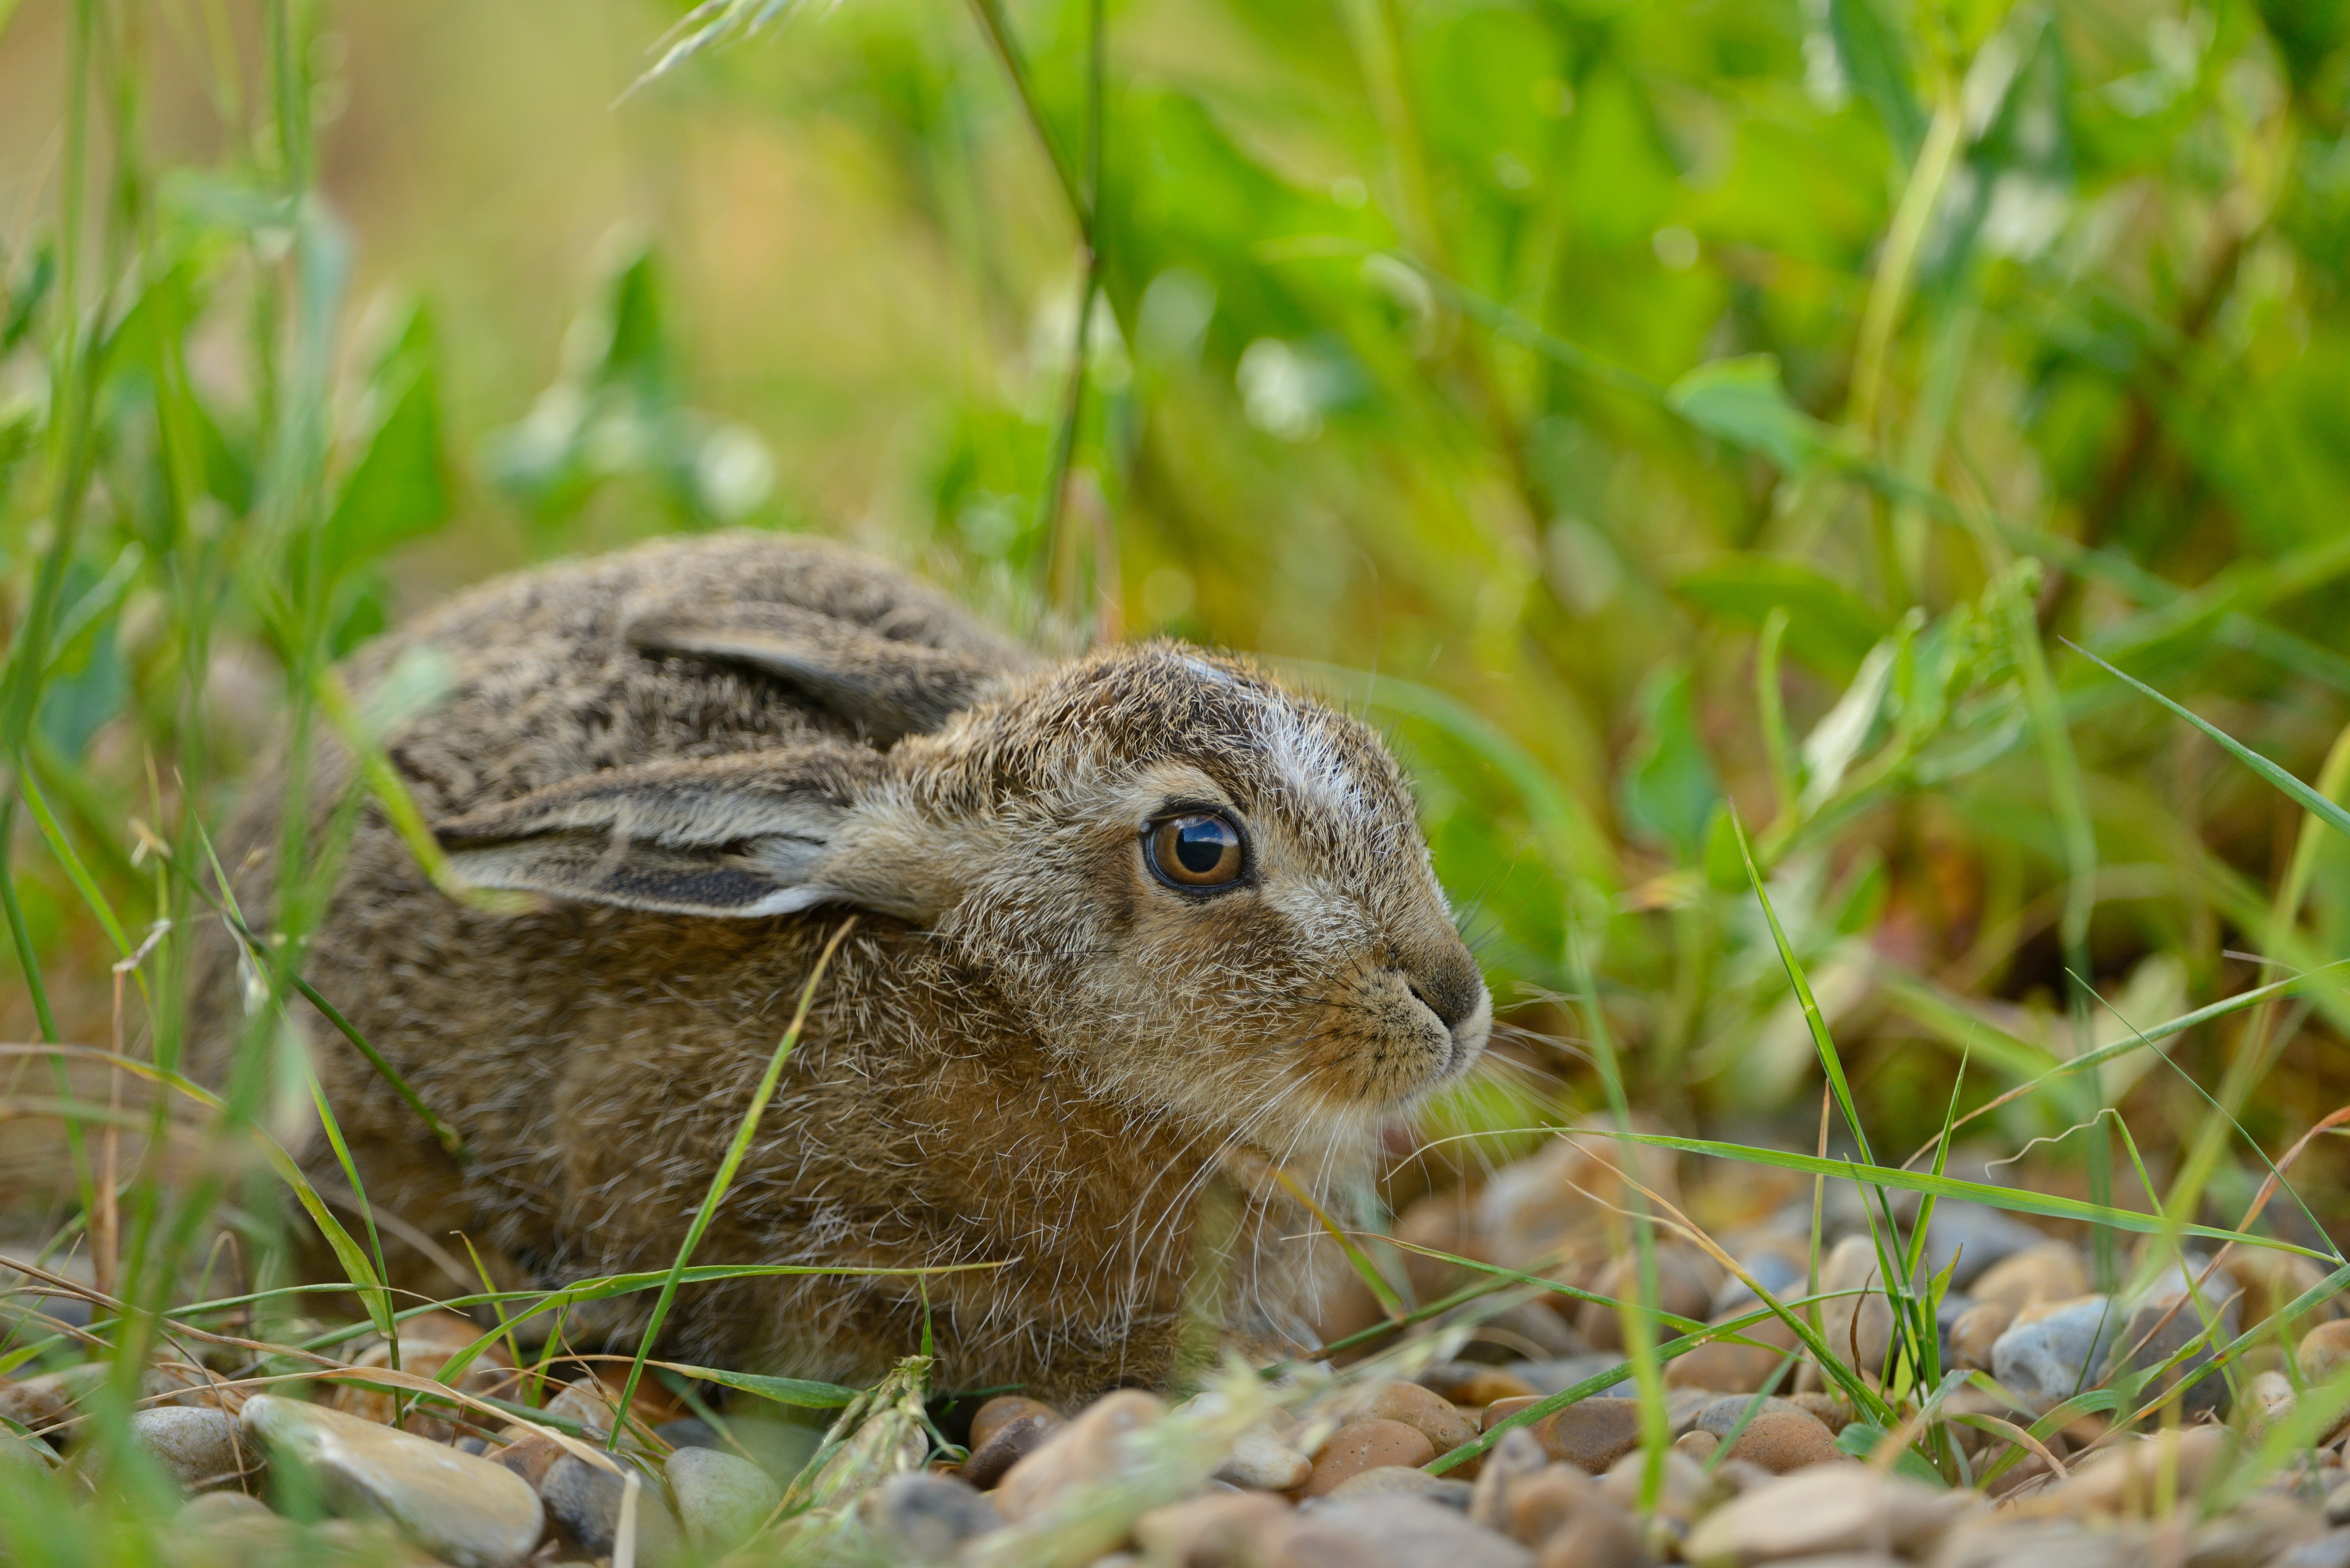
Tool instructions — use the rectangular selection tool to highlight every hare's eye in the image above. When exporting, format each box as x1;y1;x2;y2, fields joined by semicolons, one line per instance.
1146;811;1246;890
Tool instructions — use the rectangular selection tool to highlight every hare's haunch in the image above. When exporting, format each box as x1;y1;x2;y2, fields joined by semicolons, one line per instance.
199;533;1489;1399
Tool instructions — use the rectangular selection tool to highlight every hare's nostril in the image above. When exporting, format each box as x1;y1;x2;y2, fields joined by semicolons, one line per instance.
1406;968;1482;1032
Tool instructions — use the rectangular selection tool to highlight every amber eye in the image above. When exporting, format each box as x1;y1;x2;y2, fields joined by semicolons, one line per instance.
1145;811;1246;890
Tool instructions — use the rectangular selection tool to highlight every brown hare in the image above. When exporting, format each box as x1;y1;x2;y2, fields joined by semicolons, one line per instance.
198;532;1489;1401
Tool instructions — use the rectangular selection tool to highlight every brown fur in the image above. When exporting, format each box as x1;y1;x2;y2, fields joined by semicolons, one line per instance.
194;532;1489;1400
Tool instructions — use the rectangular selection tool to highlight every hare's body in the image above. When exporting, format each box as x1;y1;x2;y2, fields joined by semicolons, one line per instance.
200;534;1488;1399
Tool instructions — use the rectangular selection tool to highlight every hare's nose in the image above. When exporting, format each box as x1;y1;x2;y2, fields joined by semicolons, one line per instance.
1406;952;1485;1033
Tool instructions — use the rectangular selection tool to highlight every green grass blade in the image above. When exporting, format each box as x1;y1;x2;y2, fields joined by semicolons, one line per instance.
2066;640;2350;845
608;917;857;1446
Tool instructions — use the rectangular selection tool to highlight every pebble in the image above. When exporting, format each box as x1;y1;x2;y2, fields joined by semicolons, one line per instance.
1445;1369;1541;1407
178;1491;277;1527
488;1431;563;1488
1713;1237;1811;1316
2280;1530;2350;1568
666;1443;780;1554
330;1319;513;1441
1991;1295;2125;1413
1916;1201;2049;1290
1481;1299;1589;1360
0;1363;107;1438
1785;1393;1848;1434
1946;1301;2015;1373
127;1406;252;1492
2186;1494;2324;1566
1667;1311;1801;1393
2328;1474;2350;1526
2030;1425;2233;1517
1600;1448;1712;1526
1135;1490;1293;1566
1277;1493;1536;1568
1675;1430;1720;1462
1366;1379;1480;1455
1541;1398;1644;1474
1694;1397;1844;1474
970;1396;1063;1454
1469;1428;1550;1532
1302;1418;1438;1495
539;1453;687;1566
1933;1519;2145;1568
995;1389;1165;1520
654;1417;719;1451
2227;1252;2342;1336
1326;1465;1474;1509
1971;1243;2091;1312
2304;1321;2350;1386
963;1413;1060;1490
239;1394;544;1568
858;1471;1002;1560
1215;1428;1314;1491
1681;1465;1974;1566
1578;1246;1723;1351
2101;1290;2239;1419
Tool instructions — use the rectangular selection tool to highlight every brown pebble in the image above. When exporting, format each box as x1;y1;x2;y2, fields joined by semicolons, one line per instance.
489;1431;562;1487
1134;1490;1293;1565
1664;1311;1799;1393
1541;1399;1643;1475
2303;1321;2350;1386
969;1396;1062;1454
1949;1301;2016;1373
1301;1419;1436;1496
1695;1397;1843;1473
1502;1464;1595;1546
1786;1391;1848;1432
1367;1381;1479;1455
995;1390;1164;1521
1970;1242;2090;1311
1672;1429;1718;1462
960;1413;1055;1491
1484;1396;1544;1431
1456;1370;1541;1407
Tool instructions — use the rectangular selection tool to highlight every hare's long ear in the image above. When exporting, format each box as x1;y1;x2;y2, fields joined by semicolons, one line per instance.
629;603;1007;743
433;748;939;921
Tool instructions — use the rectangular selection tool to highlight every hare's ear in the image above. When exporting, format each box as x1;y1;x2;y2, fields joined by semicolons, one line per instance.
433;748;938;921
629;604;1004;743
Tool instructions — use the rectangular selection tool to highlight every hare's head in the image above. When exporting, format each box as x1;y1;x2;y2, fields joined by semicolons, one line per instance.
437;639;1487;1166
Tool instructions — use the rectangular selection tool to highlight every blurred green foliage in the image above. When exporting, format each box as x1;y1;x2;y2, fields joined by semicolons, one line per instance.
3;0;2350;1234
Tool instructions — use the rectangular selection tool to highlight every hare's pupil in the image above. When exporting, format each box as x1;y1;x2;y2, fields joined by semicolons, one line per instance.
1176;817;1232;873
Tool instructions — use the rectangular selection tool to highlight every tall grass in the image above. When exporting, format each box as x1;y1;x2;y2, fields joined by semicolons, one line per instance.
3;0;2350;1549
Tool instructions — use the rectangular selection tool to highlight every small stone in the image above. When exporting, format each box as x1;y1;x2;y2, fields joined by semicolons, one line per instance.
1327;1466;1474;1510
1480;1299;1590;1360
1785;1393;1848;1434
970;1396;1064;1454
1541;1399;1643;1475
859;1471;1001;1560
330;1319;514;1441
178;1491;276;1527
1933;1519;2146;1568
0;1363;107;1438
1674;1430;1719;1462
1495;1462;1593;1544
1578;1246;1723;1351
2227;1252;2343;1337
1695;1397;1843;1474
239;1394;544;1568
1971;1243;2092;1313
995;1390;1165;1520
654;1417;719;1451
1917;1201;2049;1291
1947;1301;2015;1373
2280;1530;2350;1568
2101;1289;2239;1420
488;1431;563;1488
1366;1380;1480;1455
2327;1473;2350;1526
2185;1494;2323;1567
1509;1357;1632;1398
666;1444;780;1554
1453;1370;1541;1407
720;1414;824;1484
2304;1322;2350;1386
1681;1466;1970;1566
1277;1493;1536;1568
1531;1503;1646;1567
1135;1490;1292;1567
1302;1419;1437;1496
1599;1448;1711;1525
1666;1311;1800;1393
1216;1428;1314;1492
1814;1237;1894;1379
1992;1295;2125;1414
963;1413;1059;1490
127;1406;252;1492
2032;1425;2233;1518
1468;1428;1550;1532
539;1452;687;1566
2246;1369;2296;1437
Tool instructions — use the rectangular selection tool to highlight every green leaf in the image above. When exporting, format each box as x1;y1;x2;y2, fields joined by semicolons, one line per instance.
1619;664;1720;862
651;1362;862;1410
1674;556;1891;682
324;307;451;581
1666;355;1829;474
1829;0;1926;161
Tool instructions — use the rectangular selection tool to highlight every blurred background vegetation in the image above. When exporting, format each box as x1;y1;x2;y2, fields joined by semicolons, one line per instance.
4;0;2350;1248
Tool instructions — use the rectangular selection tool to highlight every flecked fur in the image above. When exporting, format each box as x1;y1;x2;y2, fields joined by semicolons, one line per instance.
194;532;1490;1401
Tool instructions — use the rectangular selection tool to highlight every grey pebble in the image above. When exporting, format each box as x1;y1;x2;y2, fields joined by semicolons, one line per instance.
2279;1530;2350;1568
1284;1493;1535;1568
859;1472;1002;1560
539;1452;687;1567
128;1405;252;1492
1320;1465;1475;1511
1990;1295;2125;1412
665;1444;780;1555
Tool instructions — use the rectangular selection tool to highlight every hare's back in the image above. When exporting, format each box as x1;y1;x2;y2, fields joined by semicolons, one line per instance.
356;533;1020;818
